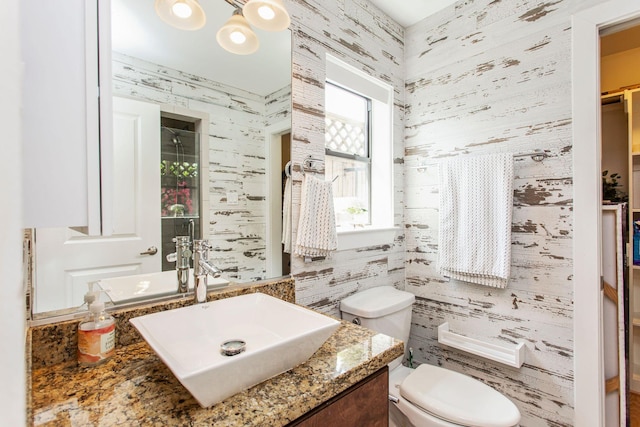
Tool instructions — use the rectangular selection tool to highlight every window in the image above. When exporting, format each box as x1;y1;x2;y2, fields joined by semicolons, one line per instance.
325;55;395;249
325;82;372;227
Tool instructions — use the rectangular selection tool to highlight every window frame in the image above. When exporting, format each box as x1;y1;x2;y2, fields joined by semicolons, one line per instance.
325;54;397;250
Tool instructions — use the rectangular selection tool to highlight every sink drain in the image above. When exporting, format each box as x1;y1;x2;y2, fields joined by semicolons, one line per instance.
220;340;246;356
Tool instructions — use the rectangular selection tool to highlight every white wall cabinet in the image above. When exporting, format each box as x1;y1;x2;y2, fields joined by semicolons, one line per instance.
20;0;110;235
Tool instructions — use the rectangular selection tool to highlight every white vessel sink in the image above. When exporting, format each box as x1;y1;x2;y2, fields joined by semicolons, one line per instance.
130;293;341;407
98;270;229;304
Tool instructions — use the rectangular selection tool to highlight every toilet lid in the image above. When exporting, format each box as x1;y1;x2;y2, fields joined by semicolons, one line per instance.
340;286;415;318
399;364;520;427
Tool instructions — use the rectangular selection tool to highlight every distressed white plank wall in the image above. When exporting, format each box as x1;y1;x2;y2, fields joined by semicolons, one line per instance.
113;53;289;281
287;0;406;316
265;85;292;126
404;0;604;425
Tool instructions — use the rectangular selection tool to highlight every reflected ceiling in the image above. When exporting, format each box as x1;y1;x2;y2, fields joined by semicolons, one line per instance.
111;0;291;96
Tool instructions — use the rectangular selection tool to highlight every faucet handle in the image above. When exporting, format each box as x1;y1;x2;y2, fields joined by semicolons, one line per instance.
194;240;213;251
174;235;191;245
166;252;177;263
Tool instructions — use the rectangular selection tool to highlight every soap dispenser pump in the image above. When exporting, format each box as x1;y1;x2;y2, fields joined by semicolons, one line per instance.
77;287;115;366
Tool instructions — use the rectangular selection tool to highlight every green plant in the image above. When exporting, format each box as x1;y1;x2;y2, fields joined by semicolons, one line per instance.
346;206;367;215
602;170;628;203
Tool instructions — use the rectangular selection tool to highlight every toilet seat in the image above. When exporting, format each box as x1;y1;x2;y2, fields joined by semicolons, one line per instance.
399;364;520;427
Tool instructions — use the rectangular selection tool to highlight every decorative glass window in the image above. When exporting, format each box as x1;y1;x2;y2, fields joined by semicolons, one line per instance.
325;82;372;228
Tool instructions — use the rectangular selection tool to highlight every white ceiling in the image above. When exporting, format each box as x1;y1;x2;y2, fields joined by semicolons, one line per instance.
368;0;458;27
111;0;291;96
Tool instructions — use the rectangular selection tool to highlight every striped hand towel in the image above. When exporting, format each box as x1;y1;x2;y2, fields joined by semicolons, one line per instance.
293;174;338;258
438;153;514;288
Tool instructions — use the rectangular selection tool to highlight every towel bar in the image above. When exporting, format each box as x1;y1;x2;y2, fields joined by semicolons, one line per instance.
284;156;327;177
410;150;547;171
437;322;526;368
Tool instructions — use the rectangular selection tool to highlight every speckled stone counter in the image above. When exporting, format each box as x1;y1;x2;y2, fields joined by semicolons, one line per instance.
30;320;403;426
28;277;403;426
30;278;296;369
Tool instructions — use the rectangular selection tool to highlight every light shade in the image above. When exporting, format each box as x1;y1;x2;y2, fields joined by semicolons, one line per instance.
155;0;206;31
243;0;291;32
216;11;260;55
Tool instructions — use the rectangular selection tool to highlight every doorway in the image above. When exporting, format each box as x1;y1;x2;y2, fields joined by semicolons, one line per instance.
33;97;161;313
160;118;201;272
265;119;292;278
600;23;640;425
158;107;210;272
573;2;640;425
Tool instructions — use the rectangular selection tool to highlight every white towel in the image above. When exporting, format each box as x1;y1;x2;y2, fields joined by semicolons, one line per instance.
294;174;338;258
438;153;514;288
282;176;292;253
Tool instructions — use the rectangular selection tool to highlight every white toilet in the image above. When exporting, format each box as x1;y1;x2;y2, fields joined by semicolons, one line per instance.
340;286;521;427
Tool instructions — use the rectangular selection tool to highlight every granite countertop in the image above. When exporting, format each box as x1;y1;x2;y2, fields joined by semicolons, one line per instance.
30;319;403;426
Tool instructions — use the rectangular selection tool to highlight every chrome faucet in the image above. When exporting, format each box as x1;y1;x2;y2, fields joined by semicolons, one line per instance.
166;236;192;293
193;239;222;303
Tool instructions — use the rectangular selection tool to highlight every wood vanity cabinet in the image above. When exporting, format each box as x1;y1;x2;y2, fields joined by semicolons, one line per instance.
288;367;389;427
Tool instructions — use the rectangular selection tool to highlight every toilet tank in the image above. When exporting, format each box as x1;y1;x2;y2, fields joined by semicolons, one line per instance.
340;287;415;353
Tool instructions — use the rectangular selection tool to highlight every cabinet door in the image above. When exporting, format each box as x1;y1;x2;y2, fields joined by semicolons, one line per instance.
289;367;388;427
21;0;101;231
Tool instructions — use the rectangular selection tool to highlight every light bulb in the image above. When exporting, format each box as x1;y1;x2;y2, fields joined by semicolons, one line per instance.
156;0;205;30
243;0;290;31
171;1;193;18
257;5;276;20
230;30;247;45
217;9;259;54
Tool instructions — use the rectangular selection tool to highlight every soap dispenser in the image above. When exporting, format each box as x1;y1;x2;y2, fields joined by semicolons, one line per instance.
77;292;116;366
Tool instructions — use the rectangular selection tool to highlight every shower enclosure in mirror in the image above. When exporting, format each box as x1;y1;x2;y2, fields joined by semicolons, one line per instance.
160;121;201;272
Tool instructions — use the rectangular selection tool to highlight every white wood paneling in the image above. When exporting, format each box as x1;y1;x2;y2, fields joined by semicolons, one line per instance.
288;0;406;317
403;0;605;425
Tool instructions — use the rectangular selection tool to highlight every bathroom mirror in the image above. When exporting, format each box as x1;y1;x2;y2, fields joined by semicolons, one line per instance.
31;0;292;317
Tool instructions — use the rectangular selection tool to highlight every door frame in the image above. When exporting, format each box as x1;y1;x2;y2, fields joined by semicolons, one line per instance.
265;119;291;278
573;2;640;425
